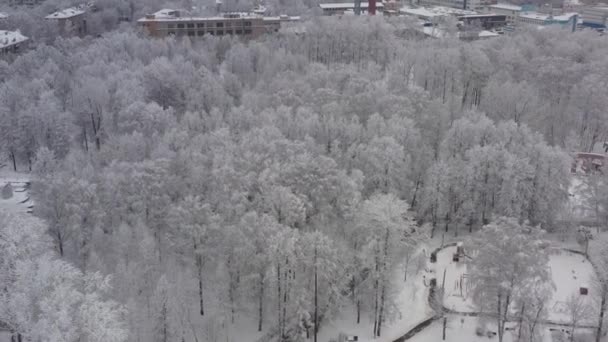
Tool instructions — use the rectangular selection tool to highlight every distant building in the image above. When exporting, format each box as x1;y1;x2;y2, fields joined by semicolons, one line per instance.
419;0;495;12
45;7;88;36
572;152;605;174
9;0;44;6
485;3;522;25
137;9;299;39
319;2;385;15
581;6;608;28
518;11;577;26
0;30;28;55
0;13;8;20
400;6;476;19
460;14;507;29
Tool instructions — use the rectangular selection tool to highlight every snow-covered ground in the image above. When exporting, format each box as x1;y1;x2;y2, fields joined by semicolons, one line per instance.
317;246;434;342
436;245;598;324
547;249;598;324
0;171;32;214
408;314;596;342
408;315;518;342
0;332;11;342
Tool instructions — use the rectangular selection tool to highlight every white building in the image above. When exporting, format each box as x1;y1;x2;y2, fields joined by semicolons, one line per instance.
518;11;577;26
0;30;28;55
419;0;495;11
581;6;608;27
400;5;476;20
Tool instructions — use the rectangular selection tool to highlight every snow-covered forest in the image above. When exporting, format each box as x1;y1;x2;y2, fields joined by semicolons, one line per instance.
2;1;608;341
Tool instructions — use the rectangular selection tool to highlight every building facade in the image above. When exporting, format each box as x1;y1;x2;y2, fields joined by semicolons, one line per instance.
9;0;44;6
485;3;522;24
581;6;608;27
419;0;495;11
319;2;385;15
138;10;298;39
45;7;88;36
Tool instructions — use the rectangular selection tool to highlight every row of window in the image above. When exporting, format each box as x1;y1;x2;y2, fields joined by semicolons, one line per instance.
168;29;254;36
167;21;253;29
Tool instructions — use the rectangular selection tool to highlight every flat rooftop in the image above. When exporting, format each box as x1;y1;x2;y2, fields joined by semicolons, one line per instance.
489;3;522;11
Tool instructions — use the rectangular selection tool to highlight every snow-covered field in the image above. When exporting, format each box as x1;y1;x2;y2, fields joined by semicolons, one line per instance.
547;249;598;323
0;171;32;214
436;245;598;324
317;247;434;342
0;332;11;342
407;314;596;342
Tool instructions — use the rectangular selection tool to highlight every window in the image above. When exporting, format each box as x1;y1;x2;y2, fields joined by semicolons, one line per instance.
187;23;194;28
244;21;252;26
168;24;175;29
235;29;243;34
188;31;195;36
177;23;184;28
198;30;205;36
217;30;224;35
168;31;176;35
226;29;233;35
197;23;204;28
216;22;224;27
244;29;252;34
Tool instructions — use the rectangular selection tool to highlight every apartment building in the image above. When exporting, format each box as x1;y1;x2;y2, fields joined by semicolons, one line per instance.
45;7;88;36
581;6;608;27
0;30;28;55
137;9;298;39
9;0;44;6
419;0;495;12
518;11;577;26
318;2;385;15
486;3;521;24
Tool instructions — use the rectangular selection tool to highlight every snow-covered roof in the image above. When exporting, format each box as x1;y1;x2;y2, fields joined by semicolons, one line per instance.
519;11;577;22
319;2;385;9
137;9;263;22
45;7;86;19
0;30;28;49
151;8;181;19
478;30;500;37
489;3;522;11
263;15;301;21
400;6;476;17
400;7;444;18
0;12;8;20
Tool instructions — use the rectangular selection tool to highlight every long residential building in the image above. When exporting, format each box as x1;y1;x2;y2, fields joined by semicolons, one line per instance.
581;6;608;27
0;30;28;55
45;7;88;36
137;9;299;39
319;2;385;15
419;0;496;12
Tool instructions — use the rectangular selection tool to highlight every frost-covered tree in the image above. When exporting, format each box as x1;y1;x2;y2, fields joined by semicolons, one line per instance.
468;217;552;342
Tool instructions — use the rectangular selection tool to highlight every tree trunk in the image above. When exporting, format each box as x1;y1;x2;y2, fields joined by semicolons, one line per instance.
197;254;204;316
258;274;264;332
277;263;282;338
10;150;16;172
597;284;606;342
314;246;318;342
